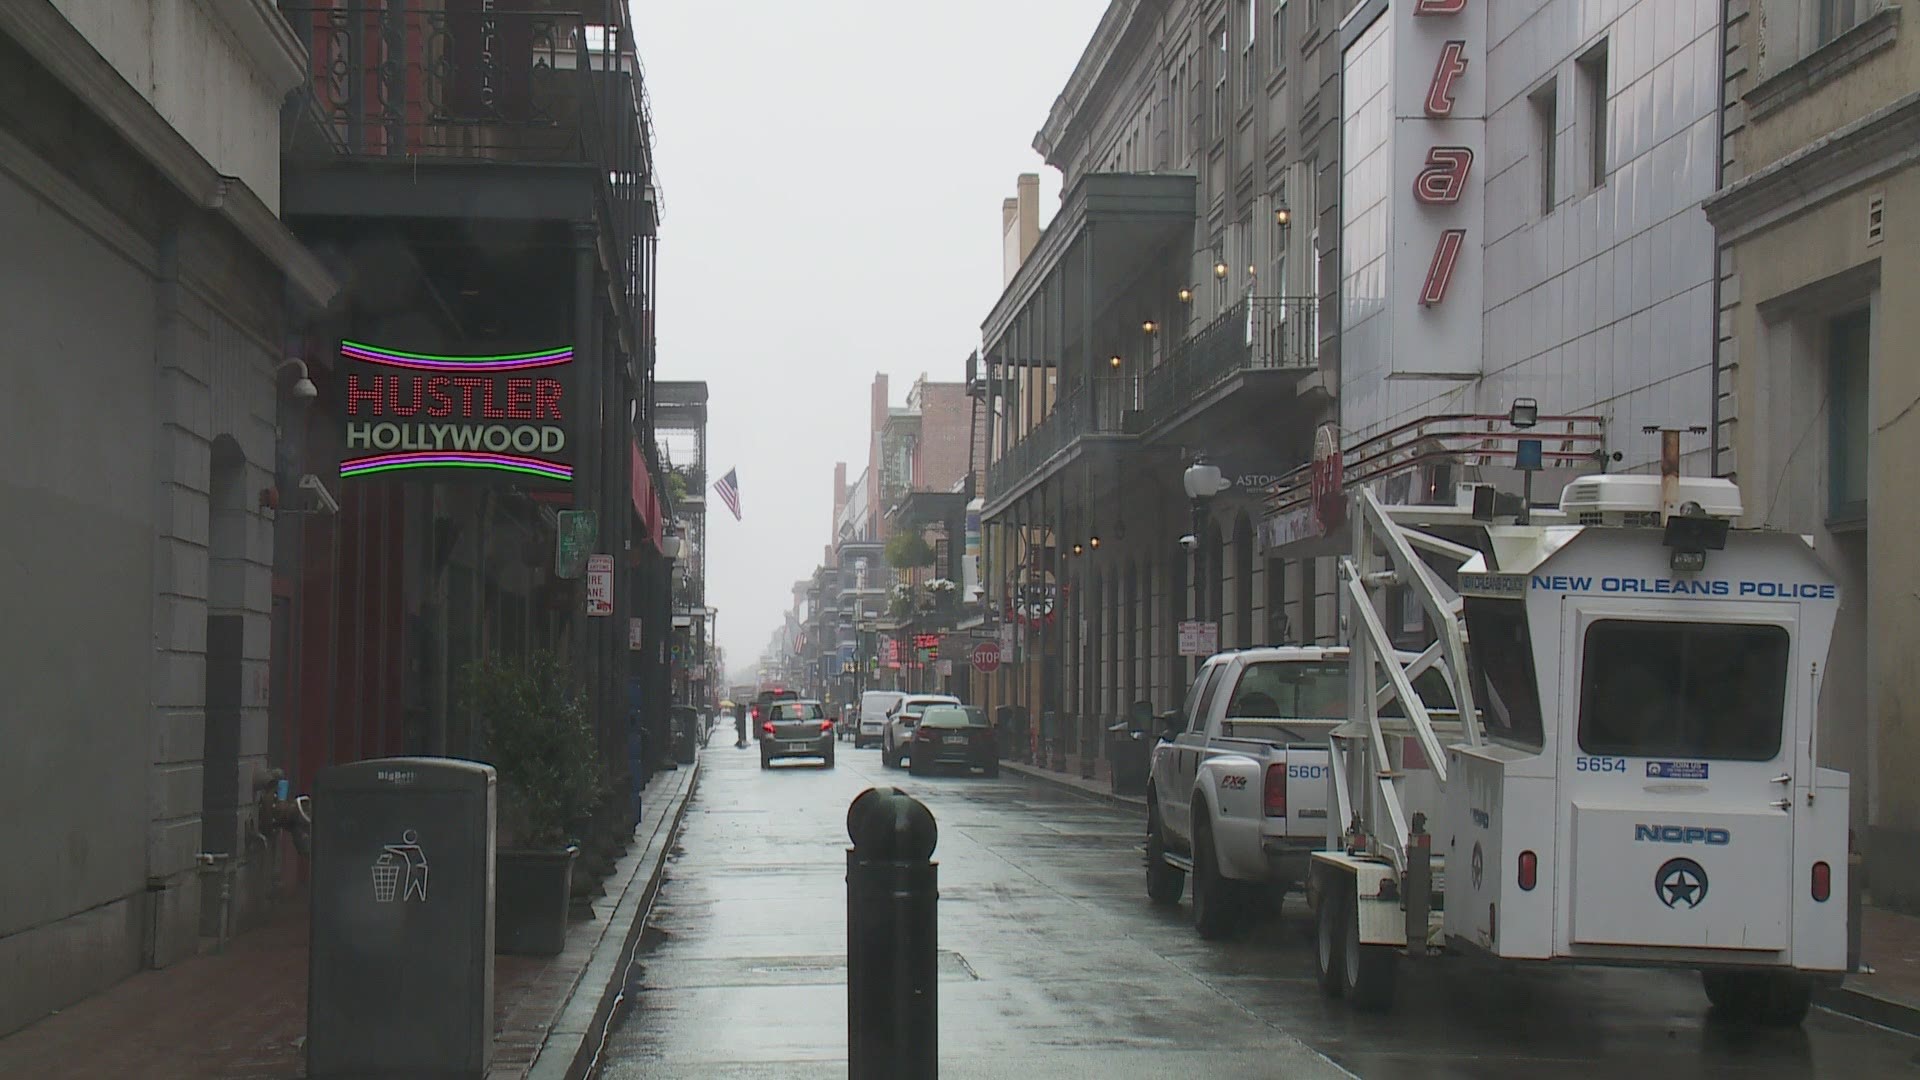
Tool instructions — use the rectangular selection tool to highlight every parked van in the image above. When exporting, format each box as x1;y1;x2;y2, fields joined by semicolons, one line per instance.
855;690;905;749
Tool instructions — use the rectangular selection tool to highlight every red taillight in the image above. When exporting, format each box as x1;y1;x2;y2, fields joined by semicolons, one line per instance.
751;706;762;722
1517;850;1538;891
915;727;934;741
820;720;834;733
761;721;775;736
1263;764;1287;818
1812;861;1832;902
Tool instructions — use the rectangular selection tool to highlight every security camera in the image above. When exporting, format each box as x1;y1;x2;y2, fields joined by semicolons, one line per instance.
1177;533;1199;551
299;473;341;515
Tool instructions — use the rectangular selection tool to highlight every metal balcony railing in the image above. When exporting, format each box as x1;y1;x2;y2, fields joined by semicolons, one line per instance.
986;296;1317;498
282;2;654;319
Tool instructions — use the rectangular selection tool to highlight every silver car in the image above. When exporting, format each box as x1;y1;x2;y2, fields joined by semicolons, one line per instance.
759;699;835;769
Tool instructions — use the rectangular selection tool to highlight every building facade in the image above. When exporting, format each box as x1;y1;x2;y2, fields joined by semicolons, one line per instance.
1705;0;1917;905
0;0;335;1035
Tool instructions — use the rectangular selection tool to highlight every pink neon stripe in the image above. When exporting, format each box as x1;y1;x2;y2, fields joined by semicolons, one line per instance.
345;451;566;471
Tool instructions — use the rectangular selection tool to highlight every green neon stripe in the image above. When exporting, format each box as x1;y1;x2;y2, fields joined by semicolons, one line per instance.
340;340;571;363
342;460;571;480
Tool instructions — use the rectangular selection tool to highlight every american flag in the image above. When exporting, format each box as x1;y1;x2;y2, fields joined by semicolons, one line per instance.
713;468;742;520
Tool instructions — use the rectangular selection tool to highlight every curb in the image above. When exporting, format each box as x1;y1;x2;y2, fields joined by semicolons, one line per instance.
1816;983;1920;1037
524;754;701;1080
1001;760;1148;813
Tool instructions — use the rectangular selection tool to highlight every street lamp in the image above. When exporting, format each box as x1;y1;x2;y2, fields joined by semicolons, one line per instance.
1509;399;1541;525
1213;261;1230;280
1274;205;1292;228
1177;287;1194;304
1142;320;1158;335
1109;354;1123;370
1182;458;1230;623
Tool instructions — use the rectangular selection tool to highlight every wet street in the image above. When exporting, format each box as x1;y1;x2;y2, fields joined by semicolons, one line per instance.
597;736;1920;1079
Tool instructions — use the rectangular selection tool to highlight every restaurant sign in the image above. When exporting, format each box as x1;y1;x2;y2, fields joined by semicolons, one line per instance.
338;340;575;485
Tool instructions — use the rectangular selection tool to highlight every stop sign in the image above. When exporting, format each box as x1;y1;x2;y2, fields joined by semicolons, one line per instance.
970;641;1002;673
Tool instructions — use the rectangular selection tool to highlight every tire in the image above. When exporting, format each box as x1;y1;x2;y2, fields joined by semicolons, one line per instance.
1315;873;1346;997
1342;888;1398;1011
1702;971;1813;1027
909;756;927;776
1146;801;1185;907
881;739;895;768
1191;819;1246;940
823;751;836;769
759;753;771;771
984;761;1000;779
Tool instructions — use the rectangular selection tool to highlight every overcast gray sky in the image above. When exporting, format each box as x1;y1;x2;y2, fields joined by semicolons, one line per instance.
632;1;1110;680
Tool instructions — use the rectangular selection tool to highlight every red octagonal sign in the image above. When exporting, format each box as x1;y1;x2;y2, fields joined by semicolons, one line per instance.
971;641;1002;673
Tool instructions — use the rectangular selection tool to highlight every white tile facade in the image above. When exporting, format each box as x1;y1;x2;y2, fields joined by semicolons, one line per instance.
1341;0;1721;471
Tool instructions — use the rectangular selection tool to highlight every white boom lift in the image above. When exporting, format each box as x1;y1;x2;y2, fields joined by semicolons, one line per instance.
1307;438;1851;1025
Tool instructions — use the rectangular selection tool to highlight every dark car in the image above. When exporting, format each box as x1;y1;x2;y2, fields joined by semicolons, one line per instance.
750;687;799;728
908;705;997;777
759;699;835;769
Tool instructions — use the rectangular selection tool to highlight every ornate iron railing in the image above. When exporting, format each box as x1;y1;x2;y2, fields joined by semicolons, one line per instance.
986;376;1144;496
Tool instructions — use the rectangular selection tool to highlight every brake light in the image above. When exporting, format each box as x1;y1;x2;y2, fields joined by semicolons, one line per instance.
820;720;834;733
1812;861;1832;902
761;722;775;736
751;705;762;722
915;727;934;741
1517;850;1538;891
1263;763;1286;817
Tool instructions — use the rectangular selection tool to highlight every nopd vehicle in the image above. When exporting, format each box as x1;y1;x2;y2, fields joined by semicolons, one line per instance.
1304;459;1849;1026
759;699;835;769
909;705;998;777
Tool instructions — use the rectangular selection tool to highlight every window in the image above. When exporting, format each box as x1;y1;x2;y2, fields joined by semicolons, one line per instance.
1190;662;1230;731
1213;22;1229;136
1817;0;1863;48
1532;80;1558;215
1578;621;1790;761
1578;41;1608;190
1272;0;1288;69
770;701;824;721
1463;598;1545;748
1829;307;1871;523
1241;0;1257;104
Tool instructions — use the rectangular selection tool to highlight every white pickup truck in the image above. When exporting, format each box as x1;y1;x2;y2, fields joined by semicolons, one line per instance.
1146;646;1453;939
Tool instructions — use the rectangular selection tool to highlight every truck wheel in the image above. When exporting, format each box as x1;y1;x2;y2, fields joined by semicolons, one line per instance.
1315;873;1346;997
1191;819;1247;940
1343;889;1398;1011
1145;802;1185;907
1702;970;1812;1027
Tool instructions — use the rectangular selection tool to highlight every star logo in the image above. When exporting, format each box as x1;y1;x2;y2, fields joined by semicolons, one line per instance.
1470;842;1485;890
1656;857;1709;909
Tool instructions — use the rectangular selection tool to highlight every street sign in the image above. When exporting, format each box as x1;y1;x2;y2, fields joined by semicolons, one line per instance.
970;641;1001;673
586;554;613;616
556;511;597;578
937;660;953;678
1177;620;1218;657
628;617;644;650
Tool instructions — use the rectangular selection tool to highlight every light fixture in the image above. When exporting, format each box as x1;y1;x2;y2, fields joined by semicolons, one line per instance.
1183;459;1229;501
1177;287;1194;303
1109;354;1123;369
1088;535;1101;550
1072;542;1085;556
1214;261;1230;280
1275;205;1292;227
1509;397;1540;429
1142;320;1158;335
276;359;317;401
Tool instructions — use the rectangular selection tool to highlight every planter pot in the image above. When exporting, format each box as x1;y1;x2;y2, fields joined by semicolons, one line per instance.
495;846;578;956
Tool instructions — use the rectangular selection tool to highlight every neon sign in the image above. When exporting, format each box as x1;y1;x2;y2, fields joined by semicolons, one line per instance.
338;340;574;483
1411;1;1475;310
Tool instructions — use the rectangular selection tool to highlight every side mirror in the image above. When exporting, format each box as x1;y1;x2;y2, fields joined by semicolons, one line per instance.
1156;710;1183;741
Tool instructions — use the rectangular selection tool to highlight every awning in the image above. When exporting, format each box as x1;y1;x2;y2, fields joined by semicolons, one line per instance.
631;439;663;550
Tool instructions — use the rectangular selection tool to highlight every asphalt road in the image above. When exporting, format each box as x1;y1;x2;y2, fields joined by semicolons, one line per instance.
597;732;1920;1078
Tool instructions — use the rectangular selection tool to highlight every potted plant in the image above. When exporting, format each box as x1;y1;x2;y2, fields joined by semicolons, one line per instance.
460;650;605;956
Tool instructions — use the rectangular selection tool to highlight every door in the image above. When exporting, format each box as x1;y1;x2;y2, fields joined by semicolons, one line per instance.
1560;604;1799;952
1169;660;1230;847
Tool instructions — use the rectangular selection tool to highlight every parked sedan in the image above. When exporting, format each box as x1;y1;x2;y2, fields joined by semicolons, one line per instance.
908;705;997;777
759;699;835;769
882;694;960;769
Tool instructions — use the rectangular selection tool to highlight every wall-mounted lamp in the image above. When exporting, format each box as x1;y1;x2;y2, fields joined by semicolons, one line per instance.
1088;535;1101;550
1275;205;1292;228
1177;287;1194;303
1142;320;1158;335
1109;354;1124;370
1071;542;1085;556
1214;261;1230;280
276;359;317;401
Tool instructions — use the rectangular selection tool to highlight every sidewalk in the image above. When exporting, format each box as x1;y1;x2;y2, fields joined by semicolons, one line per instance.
1001;758;1147;813
0;757;700;1080
1820;903;1920;1035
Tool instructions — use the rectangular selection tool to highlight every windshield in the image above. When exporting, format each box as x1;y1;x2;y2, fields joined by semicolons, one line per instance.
768;702;824;721
920;706;985;729
1224;659;1454;721
1578;620;1789;761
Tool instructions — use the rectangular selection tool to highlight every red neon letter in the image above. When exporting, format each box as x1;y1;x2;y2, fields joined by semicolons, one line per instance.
1420;229;1468;306
424;376;454;417
1413;0;1467;14
479;379;506;419
345;374;383;417
448;376;486;417
534;378;564;420
1413;146;1475;204
1426;41;1469;117
504;378;534;419
387;376;423;417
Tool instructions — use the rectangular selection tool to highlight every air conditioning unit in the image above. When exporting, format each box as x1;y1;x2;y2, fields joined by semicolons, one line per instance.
1557;474;1743;527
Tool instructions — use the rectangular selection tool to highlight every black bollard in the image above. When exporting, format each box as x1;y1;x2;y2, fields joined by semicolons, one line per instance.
846;787;939;1080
